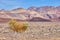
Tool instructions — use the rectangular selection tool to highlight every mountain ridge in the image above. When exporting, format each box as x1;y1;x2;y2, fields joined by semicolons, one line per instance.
0;6;60;22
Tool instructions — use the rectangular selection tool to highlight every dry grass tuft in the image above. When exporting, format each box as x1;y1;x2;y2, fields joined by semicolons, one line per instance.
8;19;28;32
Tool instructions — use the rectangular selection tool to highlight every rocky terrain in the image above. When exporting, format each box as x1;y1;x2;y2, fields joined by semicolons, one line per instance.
0;6;60;40
0;6;60;22
0;22;60;40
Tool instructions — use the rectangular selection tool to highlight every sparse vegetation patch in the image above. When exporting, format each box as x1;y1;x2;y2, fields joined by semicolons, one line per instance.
8;19;28;32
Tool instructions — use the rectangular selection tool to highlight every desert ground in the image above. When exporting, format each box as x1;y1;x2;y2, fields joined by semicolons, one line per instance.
0;22;60;40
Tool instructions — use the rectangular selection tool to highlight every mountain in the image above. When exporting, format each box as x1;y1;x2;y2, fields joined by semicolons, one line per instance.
0;6;60;22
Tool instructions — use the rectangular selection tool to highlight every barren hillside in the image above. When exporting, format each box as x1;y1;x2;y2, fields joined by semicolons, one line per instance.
0;6;60;22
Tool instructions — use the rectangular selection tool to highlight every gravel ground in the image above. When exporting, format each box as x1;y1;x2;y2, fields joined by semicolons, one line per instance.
0;22;60;40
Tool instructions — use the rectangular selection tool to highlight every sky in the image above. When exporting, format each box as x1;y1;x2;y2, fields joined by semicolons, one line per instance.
0;0;60;10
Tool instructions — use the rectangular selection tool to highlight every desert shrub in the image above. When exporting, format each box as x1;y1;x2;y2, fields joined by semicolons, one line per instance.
8;19;28;32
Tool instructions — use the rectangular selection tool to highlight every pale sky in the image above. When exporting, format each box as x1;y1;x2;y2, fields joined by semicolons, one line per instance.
0;0;60;10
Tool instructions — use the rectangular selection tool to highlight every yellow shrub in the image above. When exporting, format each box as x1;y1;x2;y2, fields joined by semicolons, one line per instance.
8;19;28;32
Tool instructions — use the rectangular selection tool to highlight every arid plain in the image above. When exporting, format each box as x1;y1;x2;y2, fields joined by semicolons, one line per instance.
0;22;60;40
